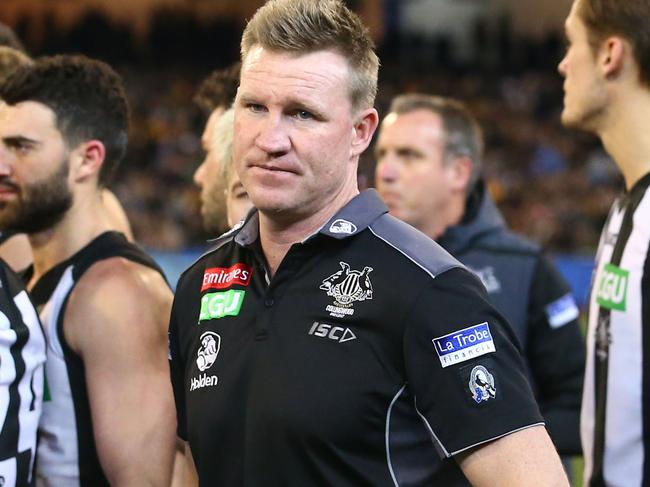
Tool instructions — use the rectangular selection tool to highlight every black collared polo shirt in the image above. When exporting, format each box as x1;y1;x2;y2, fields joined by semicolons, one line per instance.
169;190;544;486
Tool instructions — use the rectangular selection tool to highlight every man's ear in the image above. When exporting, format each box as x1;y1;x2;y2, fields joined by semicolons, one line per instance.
448;156;473;192
71;140;105;182
350;108;379;159
601;36;626;80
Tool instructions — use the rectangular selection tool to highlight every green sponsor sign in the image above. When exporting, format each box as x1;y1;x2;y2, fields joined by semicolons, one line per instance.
199;290;245;322
596;263;628;311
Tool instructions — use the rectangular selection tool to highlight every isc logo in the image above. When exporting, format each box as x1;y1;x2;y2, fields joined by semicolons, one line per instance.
308;321;357;343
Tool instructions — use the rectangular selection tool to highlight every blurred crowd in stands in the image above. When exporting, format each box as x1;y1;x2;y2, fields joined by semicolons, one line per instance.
4;5;623;253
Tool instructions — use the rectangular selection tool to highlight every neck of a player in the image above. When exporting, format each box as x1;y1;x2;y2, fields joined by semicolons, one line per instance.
424;193;466;241
28;187;112;288
259;183;359;277
600;85;650;191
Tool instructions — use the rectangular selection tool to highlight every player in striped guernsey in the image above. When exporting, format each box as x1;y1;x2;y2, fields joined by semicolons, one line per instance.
0;24;46;487
0;55;176;486
559;0;650;485
0;35;35;274
0;28;133;272
0;259;45;487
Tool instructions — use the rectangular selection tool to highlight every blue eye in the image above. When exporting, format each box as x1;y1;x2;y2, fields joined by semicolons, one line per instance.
295;110;313;121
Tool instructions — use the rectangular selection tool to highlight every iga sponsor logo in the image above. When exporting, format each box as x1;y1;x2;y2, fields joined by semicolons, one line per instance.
199;290;245;322
202;264;253;291
596;263;628;311
432;322;496;368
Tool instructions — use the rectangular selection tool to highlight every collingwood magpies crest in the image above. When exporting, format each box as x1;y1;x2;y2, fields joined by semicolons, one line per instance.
320;262;373;318
469;365;496;404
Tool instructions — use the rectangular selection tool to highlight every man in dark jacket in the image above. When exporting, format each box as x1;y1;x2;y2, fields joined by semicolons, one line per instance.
375;93;585;456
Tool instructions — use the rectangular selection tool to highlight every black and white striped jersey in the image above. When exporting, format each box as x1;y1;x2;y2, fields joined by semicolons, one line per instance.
0;259;46;487
28;232;166;487
582;172;650;487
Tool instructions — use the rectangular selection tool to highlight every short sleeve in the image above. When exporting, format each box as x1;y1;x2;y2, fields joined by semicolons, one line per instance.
403;267;544;457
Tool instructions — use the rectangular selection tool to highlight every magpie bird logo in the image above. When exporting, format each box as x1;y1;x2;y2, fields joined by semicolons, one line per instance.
469;365;496;403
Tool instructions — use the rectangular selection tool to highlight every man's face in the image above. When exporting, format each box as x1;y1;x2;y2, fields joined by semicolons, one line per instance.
225;169;252;228
0;101;73;234
558;0;607;131
233;47;362;221
194;107;227;235
375;110;459;238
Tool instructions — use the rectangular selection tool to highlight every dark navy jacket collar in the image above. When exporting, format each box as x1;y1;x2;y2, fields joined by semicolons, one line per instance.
232;189;389;246
438;183;505;255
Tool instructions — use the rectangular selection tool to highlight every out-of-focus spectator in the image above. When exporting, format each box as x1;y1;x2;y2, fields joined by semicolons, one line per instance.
0;22;27;53
192;63;241;236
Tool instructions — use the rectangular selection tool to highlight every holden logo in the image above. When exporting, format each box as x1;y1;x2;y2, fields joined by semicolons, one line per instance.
196;332;221;371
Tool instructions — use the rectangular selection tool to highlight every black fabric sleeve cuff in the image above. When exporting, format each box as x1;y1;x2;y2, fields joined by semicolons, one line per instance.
403;267;544;456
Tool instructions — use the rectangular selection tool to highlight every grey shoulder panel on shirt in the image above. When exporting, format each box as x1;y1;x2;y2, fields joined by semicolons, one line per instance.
368;213;464;280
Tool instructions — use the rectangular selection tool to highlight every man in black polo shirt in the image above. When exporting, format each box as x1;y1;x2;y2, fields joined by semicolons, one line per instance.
168;0;569;485
375;94;585;460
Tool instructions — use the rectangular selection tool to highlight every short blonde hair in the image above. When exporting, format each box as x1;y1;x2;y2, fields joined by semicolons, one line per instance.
241;0;379;111
209;107;235;180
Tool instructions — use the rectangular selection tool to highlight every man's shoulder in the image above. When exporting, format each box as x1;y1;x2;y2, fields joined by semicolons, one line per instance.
63;255;172;354
472;225;541;257
366;212;463;280
73;256;171;308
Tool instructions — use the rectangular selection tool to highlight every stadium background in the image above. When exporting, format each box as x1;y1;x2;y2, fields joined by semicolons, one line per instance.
0;0;611;302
